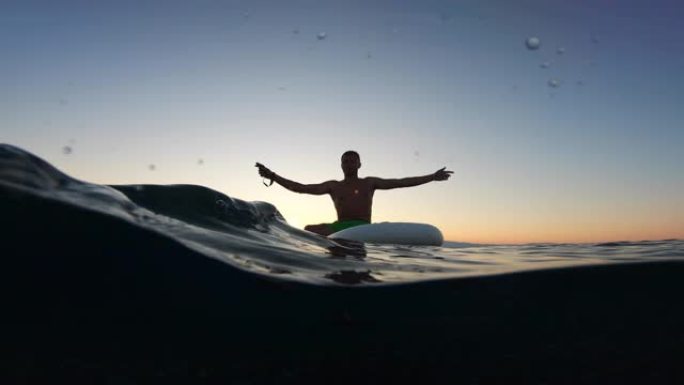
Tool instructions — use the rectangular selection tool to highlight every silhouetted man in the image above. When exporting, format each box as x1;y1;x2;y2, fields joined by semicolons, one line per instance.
256;151;452;236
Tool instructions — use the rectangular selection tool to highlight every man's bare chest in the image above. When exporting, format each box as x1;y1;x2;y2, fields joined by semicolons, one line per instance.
331;181;373;203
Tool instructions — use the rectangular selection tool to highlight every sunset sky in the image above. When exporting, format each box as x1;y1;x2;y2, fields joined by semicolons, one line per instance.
2;0;683;243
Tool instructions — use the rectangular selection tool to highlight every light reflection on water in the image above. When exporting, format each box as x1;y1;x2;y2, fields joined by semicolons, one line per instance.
213;232;683;285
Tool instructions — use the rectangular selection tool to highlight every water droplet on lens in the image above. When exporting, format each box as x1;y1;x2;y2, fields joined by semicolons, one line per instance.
556;47;565;55
197;158;204;165
548;78;561;88
292;29;300;35
62;146;72;155
148;164;156;171
576;80;584;86
525;37;541;50
540;61;551;69
317;32;327;40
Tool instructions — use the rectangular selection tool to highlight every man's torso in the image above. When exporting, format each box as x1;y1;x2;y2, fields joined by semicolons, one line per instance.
329;177;374;222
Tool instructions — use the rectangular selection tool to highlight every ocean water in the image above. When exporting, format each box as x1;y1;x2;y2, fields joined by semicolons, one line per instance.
3;142;684;384
2;144;681;286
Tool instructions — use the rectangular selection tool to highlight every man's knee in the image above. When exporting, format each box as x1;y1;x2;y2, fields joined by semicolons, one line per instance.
305;224;333;236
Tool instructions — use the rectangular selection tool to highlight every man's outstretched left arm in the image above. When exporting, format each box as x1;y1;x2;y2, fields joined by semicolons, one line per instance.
369;167;453;190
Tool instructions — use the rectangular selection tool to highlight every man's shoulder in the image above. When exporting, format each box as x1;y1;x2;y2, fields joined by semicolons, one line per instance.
320;180;339;190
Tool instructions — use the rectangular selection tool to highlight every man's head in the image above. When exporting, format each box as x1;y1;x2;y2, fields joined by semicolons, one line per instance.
341;150;361;176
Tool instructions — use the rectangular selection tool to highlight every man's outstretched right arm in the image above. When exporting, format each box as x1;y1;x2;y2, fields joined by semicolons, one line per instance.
273;174;333;195
256;163;332;195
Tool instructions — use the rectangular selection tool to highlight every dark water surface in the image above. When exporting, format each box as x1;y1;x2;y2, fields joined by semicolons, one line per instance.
2;144;684;384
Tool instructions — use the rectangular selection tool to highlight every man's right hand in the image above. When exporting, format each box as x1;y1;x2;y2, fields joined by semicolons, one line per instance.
255;162;276;180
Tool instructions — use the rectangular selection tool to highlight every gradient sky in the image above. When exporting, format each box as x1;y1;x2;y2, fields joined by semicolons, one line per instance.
2;0;683;243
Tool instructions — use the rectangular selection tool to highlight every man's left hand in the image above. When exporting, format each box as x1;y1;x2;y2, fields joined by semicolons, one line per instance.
433;167;453;181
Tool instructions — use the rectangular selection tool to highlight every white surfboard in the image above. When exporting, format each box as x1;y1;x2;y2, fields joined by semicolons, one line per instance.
329;222;444;246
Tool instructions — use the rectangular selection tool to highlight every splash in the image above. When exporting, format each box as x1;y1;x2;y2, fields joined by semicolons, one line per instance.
525;37;541;50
